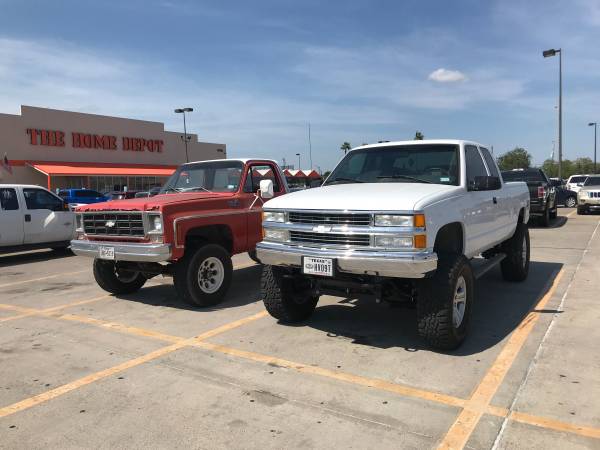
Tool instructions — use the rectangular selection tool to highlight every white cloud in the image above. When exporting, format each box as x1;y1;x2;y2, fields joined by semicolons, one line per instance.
428;68;467;83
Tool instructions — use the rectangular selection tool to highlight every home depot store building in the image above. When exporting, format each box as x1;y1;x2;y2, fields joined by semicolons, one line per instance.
0;105;226;192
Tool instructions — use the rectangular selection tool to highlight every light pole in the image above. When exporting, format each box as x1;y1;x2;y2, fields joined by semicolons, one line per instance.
174;107;193;162
295;153;301;170
543;48;562;179
590;122;597;174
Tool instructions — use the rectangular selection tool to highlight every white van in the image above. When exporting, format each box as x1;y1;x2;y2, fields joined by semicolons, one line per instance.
0;184;75;253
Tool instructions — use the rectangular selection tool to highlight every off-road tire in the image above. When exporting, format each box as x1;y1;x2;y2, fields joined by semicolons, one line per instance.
248;249;262;264
261;265;319;323
577;206;587;215
173;244;233;307
417;254;474;350
539;206;551;227
93;259;147;294
500;222;530;282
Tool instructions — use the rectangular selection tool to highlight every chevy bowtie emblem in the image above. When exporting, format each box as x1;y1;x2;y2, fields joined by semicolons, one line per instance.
313;225;332;233
105;220;116;228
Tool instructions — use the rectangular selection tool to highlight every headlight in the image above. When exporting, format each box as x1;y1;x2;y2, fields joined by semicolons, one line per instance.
75;214;83;232
263;211;285;223
374;235;413;248
579;191;588;198
147;214;163;233
263;228;289;242
375;214;425;227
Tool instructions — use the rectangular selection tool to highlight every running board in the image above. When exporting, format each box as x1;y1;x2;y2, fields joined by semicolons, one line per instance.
472;254;506;280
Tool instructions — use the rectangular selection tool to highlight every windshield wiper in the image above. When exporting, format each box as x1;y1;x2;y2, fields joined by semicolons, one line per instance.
376;174;433;184
181;186;213;193
325;177;365;185
162;187;184;193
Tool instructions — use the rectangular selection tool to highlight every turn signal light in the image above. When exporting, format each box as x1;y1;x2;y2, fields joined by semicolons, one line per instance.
414;234;427;249
414;214;426;228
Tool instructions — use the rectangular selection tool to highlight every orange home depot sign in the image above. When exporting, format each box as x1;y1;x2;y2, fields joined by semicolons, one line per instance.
26;129;164;153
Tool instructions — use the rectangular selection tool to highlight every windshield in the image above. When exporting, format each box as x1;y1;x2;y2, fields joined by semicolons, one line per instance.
501;170;545;183
584;176;600;186
161;160;244;193
324;145;460;186
570;176;587;183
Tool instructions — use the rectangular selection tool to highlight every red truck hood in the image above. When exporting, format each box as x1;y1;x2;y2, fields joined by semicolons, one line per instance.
77;191;236;212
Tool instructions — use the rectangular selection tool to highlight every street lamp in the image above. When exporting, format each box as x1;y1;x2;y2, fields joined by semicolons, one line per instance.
295;153;301;170
589;122;597;174
174;107;193;162
543;48;562;179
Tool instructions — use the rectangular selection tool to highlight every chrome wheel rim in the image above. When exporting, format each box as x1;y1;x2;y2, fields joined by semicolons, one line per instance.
521;235;528;267
197;257;224;294
452;276;467;328
566;198;576;207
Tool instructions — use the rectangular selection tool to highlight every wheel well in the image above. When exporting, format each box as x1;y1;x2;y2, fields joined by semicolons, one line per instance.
185;225;233;254
433;222;464;255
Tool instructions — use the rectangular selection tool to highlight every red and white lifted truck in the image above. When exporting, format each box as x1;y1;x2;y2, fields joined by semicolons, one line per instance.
71;159;288;306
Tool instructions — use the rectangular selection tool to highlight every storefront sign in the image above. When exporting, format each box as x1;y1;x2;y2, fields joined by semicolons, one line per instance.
26;128;163;153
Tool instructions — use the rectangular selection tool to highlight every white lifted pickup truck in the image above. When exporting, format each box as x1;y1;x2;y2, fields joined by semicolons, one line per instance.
257;140;530;349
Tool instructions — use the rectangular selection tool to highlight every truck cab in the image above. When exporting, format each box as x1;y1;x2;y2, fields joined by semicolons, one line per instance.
71;159;288;306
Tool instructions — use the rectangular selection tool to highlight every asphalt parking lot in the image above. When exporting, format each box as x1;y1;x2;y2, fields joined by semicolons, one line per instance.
1;208;599;449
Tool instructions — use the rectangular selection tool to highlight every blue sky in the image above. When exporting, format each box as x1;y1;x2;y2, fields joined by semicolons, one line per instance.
1;0;599;170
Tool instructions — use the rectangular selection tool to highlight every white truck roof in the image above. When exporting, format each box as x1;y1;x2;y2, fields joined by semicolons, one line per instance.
353;139;486;151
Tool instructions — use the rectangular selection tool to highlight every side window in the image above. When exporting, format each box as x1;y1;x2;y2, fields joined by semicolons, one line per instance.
0;188;19;211
465;145;489;190
244;165;281;193
23;188;64;211
480;147;500;179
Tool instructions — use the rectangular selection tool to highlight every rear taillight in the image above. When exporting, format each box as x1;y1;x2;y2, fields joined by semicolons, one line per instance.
537;186;545;198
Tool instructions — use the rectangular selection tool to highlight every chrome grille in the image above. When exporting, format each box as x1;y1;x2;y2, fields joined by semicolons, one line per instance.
83;212;145;237
288;211;371;226
589;191;600;198
290;231;370;247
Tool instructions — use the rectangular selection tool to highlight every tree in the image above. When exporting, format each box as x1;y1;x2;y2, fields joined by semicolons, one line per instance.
541;159;558;178
340;142;352;154
414;131;424;140
496;147;532;170
322;170;332;179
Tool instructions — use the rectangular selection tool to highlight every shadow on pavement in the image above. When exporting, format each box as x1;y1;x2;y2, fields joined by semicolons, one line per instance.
293;260;562;356
529;216;568;229
115;264;262;311
0;249;75;269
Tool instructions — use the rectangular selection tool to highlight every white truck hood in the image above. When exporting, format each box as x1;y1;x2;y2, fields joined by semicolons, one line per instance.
266;183;463;211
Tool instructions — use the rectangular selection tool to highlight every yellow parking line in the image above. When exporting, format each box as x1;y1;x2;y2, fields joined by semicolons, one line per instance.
437;269;564;449
194;340;466;408
566;210;577;218
0;295;108;323
0;311;268;419
0;269;88;289
509;411;600;440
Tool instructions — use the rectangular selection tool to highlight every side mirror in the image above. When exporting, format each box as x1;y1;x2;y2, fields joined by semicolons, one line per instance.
259;179;274;199
470;176;501;191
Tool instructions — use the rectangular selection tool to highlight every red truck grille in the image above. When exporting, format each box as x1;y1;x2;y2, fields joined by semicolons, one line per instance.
83;212;145;237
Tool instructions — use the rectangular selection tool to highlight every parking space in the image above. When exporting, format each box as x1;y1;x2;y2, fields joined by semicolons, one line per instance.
1;208;599;449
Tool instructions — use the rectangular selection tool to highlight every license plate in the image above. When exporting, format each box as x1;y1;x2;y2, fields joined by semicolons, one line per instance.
99;246;115;260
302;257;334;277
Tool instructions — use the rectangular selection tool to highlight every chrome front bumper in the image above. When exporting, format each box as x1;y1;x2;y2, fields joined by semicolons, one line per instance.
256;242;438;278
70;239;172;262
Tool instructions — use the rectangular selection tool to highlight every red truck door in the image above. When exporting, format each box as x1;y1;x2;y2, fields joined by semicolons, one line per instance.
239;163;285;250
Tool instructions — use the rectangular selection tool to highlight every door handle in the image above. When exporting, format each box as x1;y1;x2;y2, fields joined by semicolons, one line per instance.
24;214;31;222
493;197;498;204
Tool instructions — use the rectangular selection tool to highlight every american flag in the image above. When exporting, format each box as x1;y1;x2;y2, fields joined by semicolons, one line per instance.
1;153;12;174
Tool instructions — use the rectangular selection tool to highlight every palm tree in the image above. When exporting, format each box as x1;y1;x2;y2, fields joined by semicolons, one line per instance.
414;131;424;140
340;142;352;154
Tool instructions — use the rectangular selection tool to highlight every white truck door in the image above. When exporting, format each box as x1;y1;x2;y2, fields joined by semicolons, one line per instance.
463;145;496;255
0;187;24;246
22;187;74;244
480;147;513;242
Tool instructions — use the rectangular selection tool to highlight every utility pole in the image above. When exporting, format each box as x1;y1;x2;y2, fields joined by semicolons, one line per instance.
308;123;312;169
543;48;562;179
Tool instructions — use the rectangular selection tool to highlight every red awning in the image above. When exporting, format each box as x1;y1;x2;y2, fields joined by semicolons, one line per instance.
27;162;177;177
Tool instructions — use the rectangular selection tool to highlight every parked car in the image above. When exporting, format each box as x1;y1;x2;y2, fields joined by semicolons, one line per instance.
257;140;530;350
71;159;289;305
566;174;591;193
549;179;578;208
577;175;600;215
58;189;107;205
1;184;75;253
501;168;557;226
104;191;141;200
